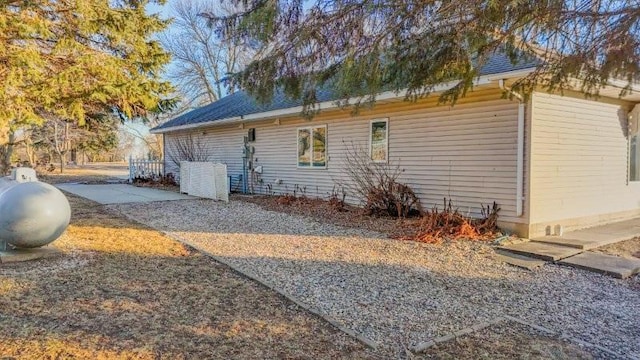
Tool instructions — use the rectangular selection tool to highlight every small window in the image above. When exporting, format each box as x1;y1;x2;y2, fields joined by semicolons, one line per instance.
297;125;327;168
370;118;388;162
630;112;640;181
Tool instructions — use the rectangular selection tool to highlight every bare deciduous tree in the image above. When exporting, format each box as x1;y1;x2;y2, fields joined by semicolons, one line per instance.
123;121;164;160
167;134;210;169
161;0;251;106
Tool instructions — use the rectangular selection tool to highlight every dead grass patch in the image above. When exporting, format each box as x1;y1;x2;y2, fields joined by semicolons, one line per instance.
593;237;640;259
39;172;122;184
0;193;376;359
416;321;597;360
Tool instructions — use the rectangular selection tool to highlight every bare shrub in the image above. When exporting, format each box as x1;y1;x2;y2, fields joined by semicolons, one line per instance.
339;141;421;217
275;194;299;206
328;185;347;212
133;172;178;187
396;198;501;244
167;134;210;169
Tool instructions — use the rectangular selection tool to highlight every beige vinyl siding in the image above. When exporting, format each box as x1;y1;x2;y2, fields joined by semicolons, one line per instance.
164;88;525;224
164;126;244;180
529;91;640;232
522;97;533;230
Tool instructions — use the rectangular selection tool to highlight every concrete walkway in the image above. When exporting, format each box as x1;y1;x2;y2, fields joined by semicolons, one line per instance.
56;183;195;204
531;217;640;250
499;218;640;278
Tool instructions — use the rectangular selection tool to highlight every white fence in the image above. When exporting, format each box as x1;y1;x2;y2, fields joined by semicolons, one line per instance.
129;157;165;182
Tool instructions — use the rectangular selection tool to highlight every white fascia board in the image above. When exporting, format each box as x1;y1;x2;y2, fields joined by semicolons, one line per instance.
152;68;535;134
150;116;242;134
606;78;640;93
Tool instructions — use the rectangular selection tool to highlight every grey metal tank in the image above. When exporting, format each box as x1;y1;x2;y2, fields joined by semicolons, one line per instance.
0;168;71;248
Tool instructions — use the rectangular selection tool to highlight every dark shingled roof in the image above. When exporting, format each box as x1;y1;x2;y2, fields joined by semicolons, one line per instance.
154;52;538;131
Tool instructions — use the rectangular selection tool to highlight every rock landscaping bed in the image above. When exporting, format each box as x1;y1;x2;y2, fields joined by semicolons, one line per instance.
240;194;412;237
0;194;375;359
111;198;640;358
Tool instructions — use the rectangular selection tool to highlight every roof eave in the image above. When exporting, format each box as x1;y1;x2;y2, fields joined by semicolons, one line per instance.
151;68;536;134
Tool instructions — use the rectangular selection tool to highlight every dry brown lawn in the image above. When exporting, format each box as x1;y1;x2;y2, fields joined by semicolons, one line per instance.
417;321;596;360
594;237;640;259
0;193;376;359
1;169;616;359
38;163;127;185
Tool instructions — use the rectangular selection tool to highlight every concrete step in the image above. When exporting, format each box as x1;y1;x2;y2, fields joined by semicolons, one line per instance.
0;247;62;264
558;252;640;279
531;234;633;250
494;250;547;270
498;241;583;262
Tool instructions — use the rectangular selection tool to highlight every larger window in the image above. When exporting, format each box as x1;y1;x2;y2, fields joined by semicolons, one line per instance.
297;125;327;168
370;118;389;162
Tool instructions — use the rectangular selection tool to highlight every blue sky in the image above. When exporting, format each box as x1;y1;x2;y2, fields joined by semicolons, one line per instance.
146;1;173;22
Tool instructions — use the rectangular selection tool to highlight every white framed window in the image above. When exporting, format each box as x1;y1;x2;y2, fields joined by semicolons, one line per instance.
297;125;327;168
629;108;640;181
369;118;389;162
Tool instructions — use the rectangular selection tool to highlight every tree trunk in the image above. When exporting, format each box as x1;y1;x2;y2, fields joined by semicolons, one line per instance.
58;151;66;173
0;132;16;176
25;142;37;168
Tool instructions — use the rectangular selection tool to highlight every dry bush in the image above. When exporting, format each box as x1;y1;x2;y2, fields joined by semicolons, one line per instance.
275;185;312;206
339;141;422;218
133;172;178;186
396;198;500;244
328;186;347;212
276;194;300;206
167;134;210;169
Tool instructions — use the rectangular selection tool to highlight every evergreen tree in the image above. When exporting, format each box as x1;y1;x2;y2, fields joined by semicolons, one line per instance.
205;1;640;108
0;0;174;172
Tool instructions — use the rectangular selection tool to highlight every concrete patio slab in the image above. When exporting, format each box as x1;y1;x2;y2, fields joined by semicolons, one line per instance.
494;250;547;270
498;241;583;261
0;247;62;264
558;252;640;279
56;183;195;204
531;218;640;250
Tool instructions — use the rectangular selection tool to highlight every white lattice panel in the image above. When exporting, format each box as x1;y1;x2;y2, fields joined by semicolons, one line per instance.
213;163;229;202
179;161;229;201
179;161;191;194
188;162;216;199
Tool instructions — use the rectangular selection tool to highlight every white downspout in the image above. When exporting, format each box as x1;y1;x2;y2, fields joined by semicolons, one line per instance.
499;80;525;217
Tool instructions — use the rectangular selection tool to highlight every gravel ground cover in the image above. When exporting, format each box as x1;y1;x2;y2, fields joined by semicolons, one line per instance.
111;199;640;358
0;194;375;359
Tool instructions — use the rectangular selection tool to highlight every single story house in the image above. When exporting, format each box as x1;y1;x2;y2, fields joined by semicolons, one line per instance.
151;53;640;238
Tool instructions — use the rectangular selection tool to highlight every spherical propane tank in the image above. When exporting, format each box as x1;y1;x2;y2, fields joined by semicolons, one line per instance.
0;179;71;248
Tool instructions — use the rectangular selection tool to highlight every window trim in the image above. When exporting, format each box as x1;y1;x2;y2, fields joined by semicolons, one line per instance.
296;124;328;169
369;118;389;163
